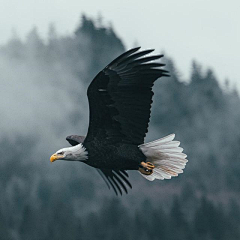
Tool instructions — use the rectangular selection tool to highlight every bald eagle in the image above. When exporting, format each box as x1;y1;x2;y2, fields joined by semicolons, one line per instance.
50;47;188;195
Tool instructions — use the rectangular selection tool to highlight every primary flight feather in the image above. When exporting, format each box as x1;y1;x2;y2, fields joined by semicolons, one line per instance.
50;47;188;195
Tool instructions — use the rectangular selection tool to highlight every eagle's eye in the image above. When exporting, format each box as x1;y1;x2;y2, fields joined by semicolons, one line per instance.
58;151;64;155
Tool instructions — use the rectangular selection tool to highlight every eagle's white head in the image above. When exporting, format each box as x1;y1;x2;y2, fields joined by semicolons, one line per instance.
50;143;88;162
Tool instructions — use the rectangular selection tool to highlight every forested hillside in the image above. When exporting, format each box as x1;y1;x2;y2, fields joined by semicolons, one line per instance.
0;15;240;239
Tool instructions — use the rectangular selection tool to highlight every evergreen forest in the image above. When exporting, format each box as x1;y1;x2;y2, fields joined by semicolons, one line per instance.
0;15;240;240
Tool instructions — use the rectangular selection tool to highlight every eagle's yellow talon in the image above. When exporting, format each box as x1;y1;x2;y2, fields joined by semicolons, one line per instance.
139;162;155;175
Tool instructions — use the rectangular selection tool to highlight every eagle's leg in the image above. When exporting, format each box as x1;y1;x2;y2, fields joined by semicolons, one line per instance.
139;162;155;175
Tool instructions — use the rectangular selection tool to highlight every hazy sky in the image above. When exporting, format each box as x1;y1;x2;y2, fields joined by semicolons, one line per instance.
1;0;240;89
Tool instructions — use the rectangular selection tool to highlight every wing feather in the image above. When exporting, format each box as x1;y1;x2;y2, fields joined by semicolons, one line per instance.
84;47;169;145
97;169;132;195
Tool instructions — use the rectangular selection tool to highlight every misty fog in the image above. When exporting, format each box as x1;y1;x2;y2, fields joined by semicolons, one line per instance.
1;15;240;240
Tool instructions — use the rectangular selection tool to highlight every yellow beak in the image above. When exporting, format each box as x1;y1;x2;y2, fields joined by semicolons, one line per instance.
50;154;62;163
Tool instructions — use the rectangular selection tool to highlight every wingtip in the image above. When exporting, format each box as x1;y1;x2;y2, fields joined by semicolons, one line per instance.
127;46;141;54
134;46;141;51
107;47;141;68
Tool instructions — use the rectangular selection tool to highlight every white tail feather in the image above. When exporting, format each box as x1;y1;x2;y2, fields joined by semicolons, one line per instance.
139;134;188;181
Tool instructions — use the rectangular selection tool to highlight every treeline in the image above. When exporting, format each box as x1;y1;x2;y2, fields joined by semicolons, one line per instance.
2;194;239;239
0;15;240;239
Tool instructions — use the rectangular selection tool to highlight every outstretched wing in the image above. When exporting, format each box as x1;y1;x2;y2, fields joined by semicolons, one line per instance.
66;135;131;195
66;135;86;146
96;169;132;195
84;47;169;145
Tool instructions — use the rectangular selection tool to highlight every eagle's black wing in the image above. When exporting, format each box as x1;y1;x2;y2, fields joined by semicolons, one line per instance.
66;135;131;195
84;47;169;145
66;135;86;146
96;169;132;195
